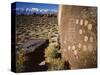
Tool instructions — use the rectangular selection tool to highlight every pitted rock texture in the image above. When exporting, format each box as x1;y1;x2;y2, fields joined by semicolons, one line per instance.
58;5;97;69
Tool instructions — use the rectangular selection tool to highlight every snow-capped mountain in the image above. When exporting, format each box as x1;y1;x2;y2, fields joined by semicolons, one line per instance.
16;8;57;15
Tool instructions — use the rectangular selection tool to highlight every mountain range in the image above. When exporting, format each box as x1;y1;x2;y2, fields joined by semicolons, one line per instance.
16;8;57;15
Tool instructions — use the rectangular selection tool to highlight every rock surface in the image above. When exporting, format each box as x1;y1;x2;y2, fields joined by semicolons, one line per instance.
58;5;97;69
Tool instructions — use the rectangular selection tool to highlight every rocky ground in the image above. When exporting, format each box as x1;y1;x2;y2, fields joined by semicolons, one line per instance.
15;14;64;72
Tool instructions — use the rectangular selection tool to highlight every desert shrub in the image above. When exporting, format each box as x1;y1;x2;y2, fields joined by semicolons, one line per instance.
45;44;66;70
45;44;58;58
46;58;65;71
16;49;25;72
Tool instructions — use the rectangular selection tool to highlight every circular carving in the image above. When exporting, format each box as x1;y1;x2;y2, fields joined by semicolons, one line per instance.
72;45;75;50
90;36;93;42
79;29;83;34
88;24;92;30
84;36;88;42
80;19;83;25
76;19;79;24
84;20;88;26
68;46;71;50
78;43;82;48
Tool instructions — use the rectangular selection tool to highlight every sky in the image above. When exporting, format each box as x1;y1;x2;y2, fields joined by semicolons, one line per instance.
12;2;58;15
16;2;58;10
